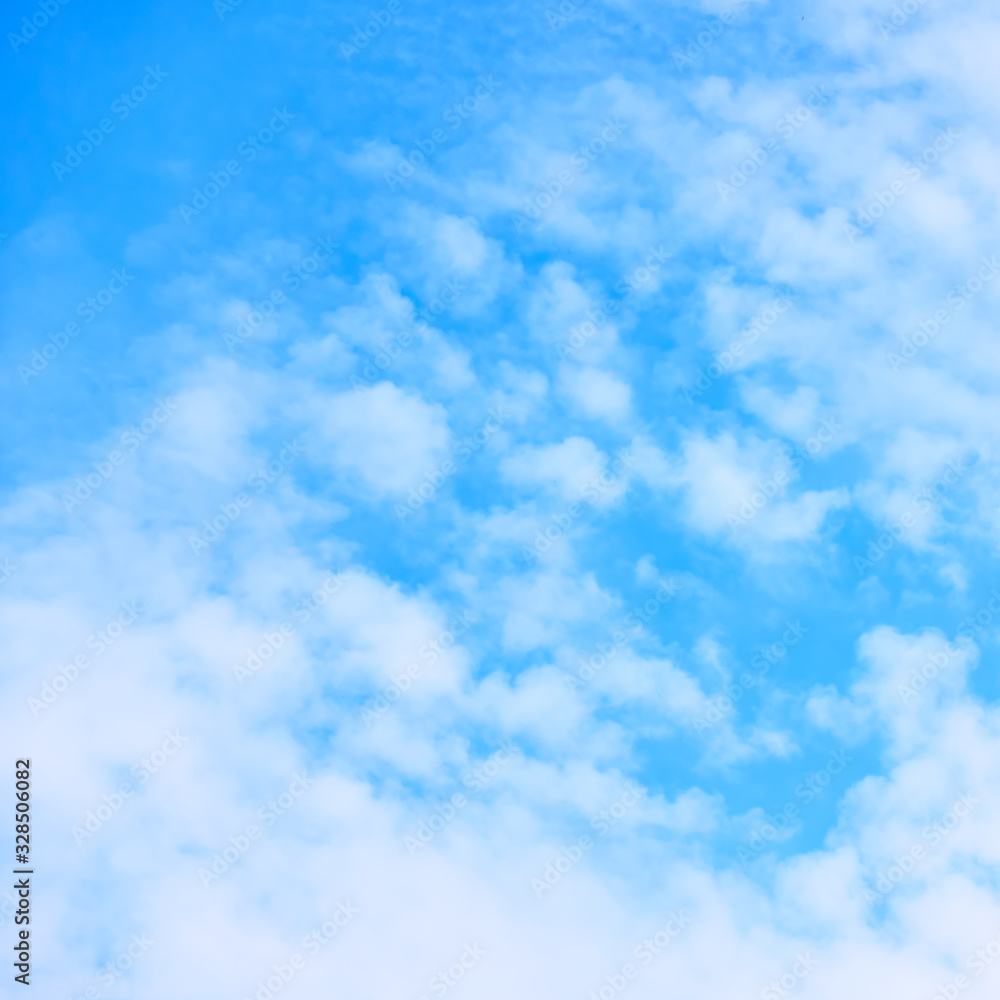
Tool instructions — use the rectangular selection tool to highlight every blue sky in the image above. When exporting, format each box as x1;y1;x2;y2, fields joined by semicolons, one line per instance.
3;0;1000;997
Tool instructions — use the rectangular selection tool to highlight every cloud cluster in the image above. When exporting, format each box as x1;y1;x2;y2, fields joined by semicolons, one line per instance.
3;0;1000;996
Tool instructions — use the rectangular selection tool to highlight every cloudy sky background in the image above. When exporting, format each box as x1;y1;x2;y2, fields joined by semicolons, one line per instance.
3;0;1000;997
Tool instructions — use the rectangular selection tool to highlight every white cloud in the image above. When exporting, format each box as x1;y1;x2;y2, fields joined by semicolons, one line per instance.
500;436;624;505
558;365;632;425
310;382;450;495
669;432;849;544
